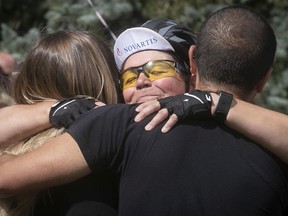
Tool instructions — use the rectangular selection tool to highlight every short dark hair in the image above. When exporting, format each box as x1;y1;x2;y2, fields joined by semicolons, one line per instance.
195;5;276;93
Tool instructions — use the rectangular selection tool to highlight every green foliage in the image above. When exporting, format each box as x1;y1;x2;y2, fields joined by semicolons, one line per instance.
1;0;288;113
0;24;40;60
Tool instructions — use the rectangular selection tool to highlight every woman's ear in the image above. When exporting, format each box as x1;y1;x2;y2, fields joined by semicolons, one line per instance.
188;45;197;76
188;45;197;92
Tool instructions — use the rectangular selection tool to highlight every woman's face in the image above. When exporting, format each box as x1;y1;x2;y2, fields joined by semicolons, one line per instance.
122;50;187;104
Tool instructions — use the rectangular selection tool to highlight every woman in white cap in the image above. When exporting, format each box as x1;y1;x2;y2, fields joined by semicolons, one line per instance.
114;19;197;104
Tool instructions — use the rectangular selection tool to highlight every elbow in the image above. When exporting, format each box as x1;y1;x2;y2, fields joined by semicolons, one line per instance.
0;160;21;198
0;172;19;198
0;190;13;199
0;183;17;198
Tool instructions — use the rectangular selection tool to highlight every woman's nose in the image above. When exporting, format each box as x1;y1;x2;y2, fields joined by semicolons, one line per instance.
136;72;152;90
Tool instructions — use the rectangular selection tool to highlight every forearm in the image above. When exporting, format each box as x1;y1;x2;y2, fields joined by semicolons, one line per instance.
0;155;15;165
0;101;55;148
0;133;91;198
211;93;288;164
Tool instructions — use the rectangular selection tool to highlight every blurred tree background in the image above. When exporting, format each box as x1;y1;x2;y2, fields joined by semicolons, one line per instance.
1;0;288;113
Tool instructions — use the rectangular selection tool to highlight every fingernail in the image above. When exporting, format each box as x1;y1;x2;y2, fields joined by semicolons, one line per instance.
161;127;168;133
145;125;151;131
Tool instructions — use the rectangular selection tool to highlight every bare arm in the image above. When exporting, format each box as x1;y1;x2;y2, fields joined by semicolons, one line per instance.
0;97;102;148
0;132;91;198
0;101;54;148
224;97;288;164
135;93;288;164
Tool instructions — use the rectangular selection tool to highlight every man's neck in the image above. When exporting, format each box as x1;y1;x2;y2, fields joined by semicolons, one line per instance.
195;82;254;102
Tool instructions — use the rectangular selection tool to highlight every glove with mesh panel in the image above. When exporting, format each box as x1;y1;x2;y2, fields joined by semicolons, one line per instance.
157;90;212;120
49;96;96;129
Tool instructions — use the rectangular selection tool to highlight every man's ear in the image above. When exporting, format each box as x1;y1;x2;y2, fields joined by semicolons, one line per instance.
188;45;197;92
256;67;273;93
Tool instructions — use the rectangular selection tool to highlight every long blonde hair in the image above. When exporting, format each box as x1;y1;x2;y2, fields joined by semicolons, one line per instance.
0;30;122;216
14;30;121;104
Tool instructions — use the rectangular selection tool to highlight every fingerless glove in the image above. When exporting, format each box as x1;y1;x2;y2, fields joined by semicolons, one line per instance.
158;90;212;120
49;96;96;129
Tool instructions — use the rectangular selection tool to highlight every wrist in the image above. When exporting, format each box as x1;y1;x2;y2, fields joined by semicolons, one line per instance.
210;92;219;115
211;91;233;122
39;100;57;127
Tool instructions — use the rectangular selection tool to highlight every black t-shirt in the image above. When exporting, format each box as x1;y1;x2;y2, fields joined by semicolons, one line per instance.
33;172;119;215
67;103;288;216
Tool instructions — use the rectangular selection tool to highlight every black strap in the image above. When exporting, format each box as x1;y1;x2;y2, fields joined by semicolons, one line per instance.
213;91;233;122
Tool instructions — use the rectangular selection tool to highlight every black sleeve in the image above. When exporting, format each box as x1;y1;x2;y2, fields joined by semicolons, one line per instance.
66;104;137;172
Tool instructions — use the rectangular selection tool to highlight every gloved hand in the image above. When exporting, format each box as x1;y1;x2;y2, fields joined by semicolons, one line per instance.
157;90;212;120
49;96;96;129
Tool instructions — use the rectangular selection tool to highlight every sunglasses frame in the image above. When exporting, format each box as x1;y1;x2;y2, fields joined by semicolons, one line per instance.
120;60;184;90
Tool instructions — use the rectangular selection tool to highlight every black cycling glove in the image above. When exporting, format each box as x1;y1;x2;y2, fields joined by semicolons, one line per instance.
49;96;96;129
157;90;212;120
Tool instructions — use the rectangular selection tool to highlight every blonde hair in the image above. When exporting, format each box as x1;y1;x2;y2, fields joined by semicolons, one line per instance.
0;128;64;216
13;30;122;104
0;30;122;216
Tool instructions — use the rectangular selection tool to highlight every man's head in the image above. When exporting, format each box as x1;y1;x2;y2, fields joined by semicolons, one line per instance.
114;19;197;104
192;6;276;101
